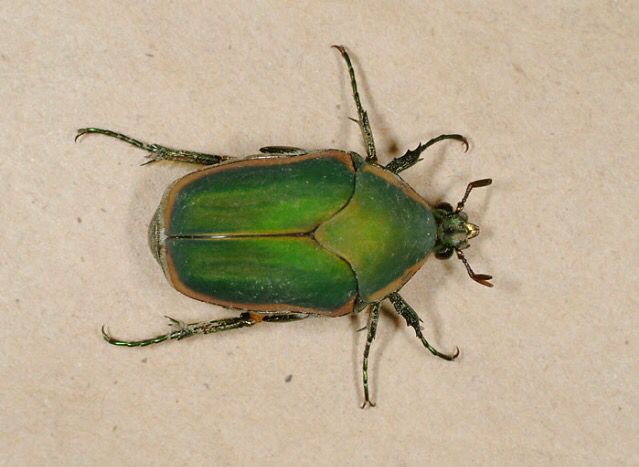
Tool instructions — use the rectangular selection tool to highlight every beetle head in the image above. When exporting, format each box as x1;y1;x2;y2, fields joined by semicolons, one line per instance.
433;205;477;254
432;179;493;287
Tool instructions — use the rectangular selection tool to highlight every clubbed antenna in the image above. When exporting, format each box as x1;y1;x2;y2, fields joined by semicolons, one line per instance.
456;250;493;287
456;179;492;212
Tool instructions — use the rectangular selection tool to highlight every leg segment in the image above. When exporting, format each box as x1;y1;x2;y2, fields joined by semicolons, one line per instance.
385;134;469;174
102;311;307;348
259;146;308;155
261;313;310;323
361;302;380;408
332;45;377;163
388;292;459;360
76;127;231;166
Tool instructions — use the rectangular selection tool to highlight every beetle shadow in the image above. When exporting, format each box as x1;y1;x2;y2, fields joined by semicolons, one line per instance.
415;144;458;195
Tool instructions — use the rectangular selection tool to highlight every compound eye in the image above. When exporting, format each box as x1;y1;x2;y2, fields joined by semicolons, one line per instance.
435;202;453;212
435;247;454;260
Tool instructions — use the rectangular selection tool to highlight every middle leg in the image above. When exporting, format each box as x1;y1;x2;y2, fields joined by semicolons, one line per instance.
333;45;378;163
361;302;381;408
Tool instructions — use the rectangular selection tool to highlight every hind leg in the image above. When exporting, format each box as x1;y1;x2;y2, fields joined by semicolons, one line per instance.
102;312;309;348
76;127;232;166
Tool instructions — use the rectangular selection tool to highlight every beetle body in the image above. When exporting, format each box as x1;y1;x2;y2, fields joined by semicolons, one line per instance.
78;46;492;407
149;150;437;316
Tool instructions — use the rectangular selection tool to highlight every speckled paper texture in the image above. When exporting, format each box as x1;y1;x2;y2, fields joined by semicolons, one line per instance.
2;2;637;465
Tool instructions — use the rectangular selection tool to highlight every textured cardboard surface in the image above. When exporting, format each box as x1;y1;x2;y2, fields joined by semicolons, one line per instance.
2;2;637;465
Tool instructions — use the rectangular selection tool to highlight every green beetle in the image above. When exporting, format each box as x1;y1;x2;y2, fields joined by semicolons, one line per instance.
77;46;492;407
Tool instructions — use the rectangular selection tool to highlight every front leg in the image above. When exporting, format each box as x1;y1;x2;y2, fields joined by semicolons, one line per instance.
385;134;468;174
333;45;378;163
388;292;459;360
76;127;232;166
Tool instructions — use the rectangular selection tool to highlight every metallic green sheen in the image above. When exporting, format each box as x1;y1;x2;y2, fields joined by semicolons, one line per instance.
315;165;436;301
167;156;354;236
161;153;359;313
166;237;357;311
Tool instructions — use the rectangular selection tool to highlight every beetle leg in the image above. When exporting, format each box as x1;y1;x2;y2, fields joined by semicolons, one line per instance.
259;146;308;155
332;45;377;163
101;312;261;347
361;302;380;409
76;128;232;166
101;312;309;348
385;134;469;174
388;292;459;361
261;312;309;323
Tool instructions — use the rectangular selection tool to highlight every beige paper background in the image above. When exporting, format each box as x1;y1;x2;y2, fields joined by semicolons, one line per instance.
2;1;637;465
